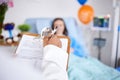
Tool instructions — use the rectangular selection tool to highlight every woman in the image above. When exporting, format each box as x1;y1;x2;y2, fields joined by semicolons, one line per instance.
51;18;87;57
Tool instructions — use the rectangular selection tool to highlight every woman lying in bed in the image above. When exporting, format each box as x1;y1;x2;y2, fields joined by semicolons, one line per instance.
51;18;120;80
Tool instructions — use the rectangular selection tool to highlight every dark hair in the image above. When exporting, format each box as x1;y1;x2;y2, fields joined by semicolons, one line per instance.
51;18;68;36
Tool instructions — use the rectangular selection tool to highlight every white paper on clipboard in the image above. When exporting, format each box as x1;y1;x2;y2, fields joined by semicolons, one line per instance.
15;35;43;59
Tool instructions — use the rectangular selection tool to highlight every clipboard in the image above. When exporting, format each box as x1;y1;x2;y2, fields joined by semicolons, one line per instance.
15;32;70;70
19;32;71;54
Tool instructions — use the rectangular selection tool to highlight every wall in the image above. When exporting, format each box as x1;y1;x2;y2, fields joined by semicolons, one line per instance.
4;0;114;66
86;0;114;66
4;0;79;25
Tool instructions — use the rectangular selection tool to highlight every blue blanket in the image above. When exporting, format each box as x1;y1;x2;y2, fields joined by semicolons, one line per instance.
68;53;120;80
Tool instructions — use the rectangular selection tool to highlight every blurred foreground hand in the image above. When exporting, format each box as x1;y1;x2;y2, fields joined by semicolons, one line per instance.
43;35;62;48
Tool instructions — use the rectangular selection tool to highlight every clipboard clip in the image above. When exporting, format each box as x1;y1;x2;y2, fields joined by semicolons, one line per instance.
34;27;57;40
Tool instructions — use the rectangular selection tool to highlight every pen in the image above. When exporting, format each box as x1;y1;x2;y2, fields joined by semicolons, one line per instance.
48;27;57;40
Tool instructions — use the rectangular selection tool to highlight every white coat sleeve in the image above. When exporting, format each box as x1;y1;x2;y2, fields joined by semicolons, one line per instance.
42;45;68;80
0;53;42;80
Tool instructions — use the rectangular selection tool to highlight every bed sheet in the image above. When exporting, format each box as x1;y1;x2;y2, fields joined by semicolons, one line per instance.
68;53;120;80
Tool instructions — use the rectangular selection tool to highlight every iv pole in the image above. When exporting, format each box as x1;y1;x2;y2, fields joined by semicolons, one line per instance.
98;31;102;60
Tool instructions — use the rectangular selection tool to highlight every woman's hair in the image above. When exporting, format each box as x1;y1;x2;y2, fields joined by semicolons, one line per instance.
51;18;68;36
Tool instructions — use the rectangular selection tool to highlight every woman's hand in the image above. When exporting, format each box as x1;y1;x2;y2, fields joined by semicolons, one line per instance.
43;35;62;48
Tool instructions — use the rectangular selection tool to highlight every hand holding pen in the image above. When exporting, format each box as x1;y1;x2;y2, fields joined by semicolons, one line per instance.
43;26;62;48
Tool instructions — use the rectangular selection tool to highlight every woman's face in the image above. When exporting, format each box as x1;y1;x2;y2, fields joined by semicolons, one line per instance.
53;20;65;35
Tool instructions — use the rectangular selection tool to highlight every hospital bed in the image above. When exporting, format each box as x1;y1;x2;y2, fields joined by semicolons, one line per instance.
24;18;120;80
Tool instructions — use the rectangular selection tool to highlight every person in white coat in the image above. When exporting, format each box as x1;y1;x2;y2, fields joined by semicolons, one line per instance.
0;35;68;80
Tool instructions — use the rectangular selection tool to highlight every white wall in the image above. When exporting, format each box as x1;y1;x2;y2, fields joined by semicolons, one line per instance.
4;0;79;26
4;0;113;26
4;0;114;66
